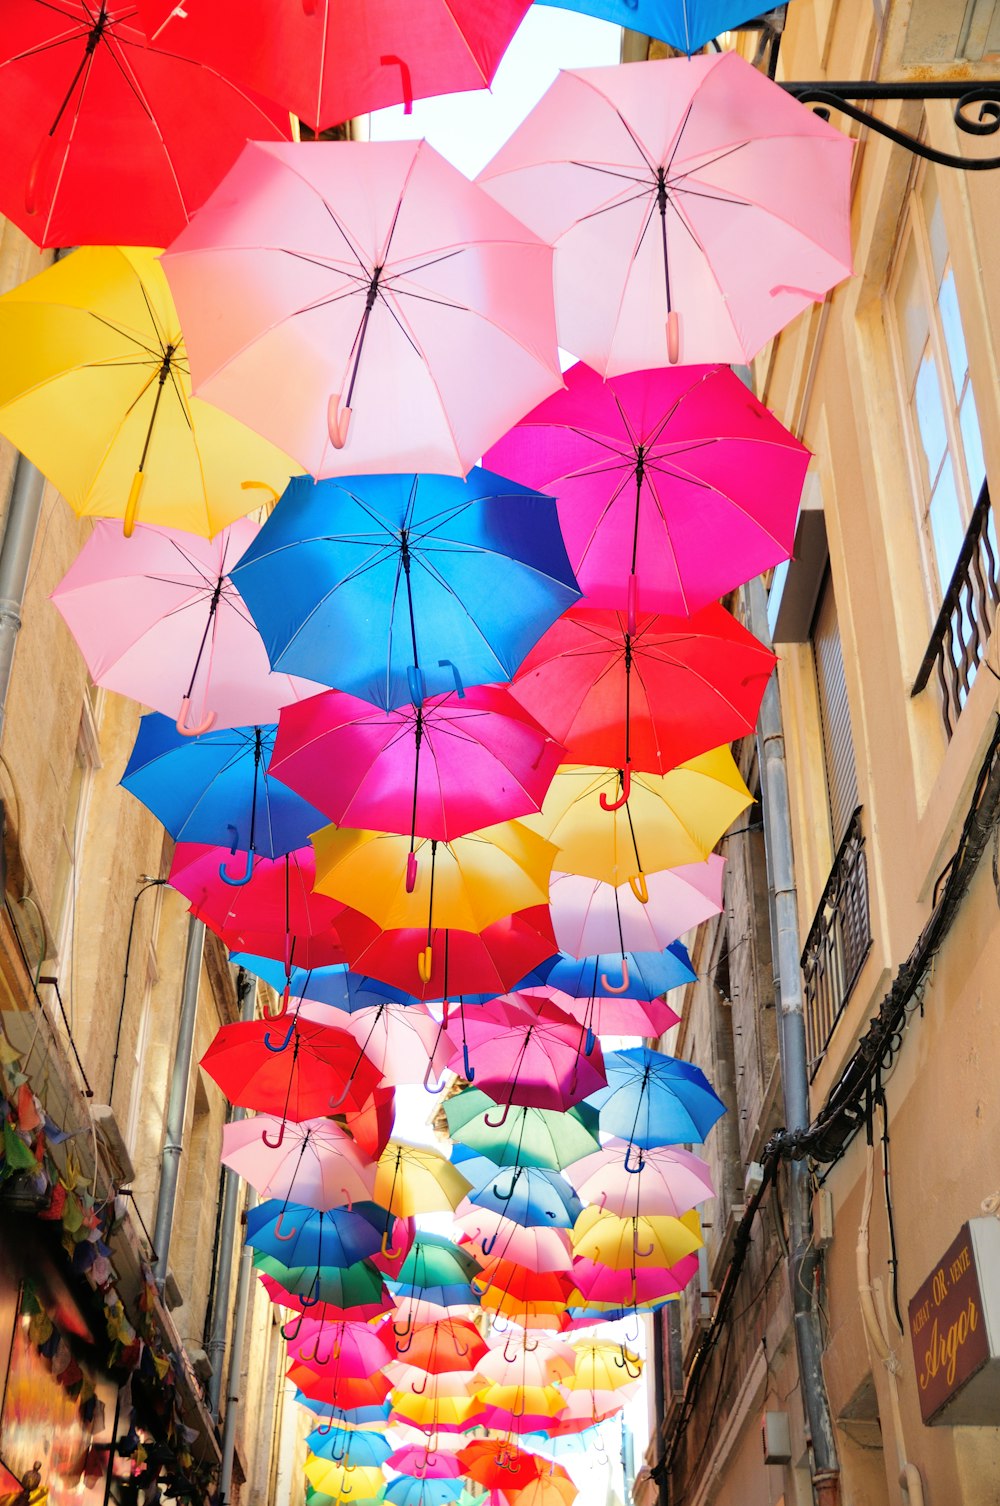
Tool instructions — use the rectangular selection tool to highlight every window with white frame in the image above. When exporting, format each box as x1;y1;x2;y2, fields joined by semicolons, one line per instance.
886;165;988;608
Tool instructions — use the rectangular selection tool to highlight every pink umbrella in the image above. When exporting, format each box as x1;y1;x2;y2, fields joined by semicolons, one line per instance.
565;1142;715;1220
477;51;853;373
51;519;321;734
272;685;565;850
448;996;606;1117
221;1116;375;1211
484;362;809;618
387;1448;464;1480
548;859;725;960
169;843;346;970
298;1002;453;1093
163;140;563;478
476;1333;574;1388
285;1316;393;1375
454;1208;574;1274
569;1254;699;1307
517;988;680;1043
140;0;530;132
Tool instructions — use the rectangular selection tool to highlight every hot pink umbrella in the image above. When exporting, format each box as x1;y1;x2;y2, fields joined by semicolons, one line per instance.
169;843;345;970
548;859;725;960
484;361;810;618
387;1448;464;1481
569;1255;699;1307
163;140;563;479
477;51;853;373
140;0;529;132
448;996;606;1115
51;519;321;734
221;1116;376;1211
272;685;564;850
286;1316;393;1375
565;1142;715;1220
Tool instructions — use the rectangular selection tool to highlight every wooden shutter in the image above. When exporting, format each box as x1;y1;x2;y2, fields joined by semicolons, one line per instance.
812;571;858;848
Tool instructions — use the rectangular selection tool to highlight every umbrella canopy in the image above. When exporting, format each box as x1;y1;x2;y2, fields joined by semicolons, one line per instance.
221;1116;375;1211
124;719;327;863
566;1142;715;1220
0;3;291;248
447;996;606;1113
458;1441;546;1494
511;605;775;775
272;685;564;843
327;1004;452;1089
231;955;409;1013
444;1090;600;1171
163;140;563;478
386;1447;465;1480
390;1233;482;1306
309;1431;392;1468
374;1143;472;1227
587;1047;726;1152
568;1256;698;1308
285;1318;393;1377
458;1157;583;1232
231;470;579;707
521;753;752;884
385;1318;488;1370
0;248;295;534
254;1254;388;1312
506;1474;578;1506
245;1201;383;1268
519;989;679;1042
383;1478;465;1506
200;1015;381;1123
170;845;345;968
312;822;556;939
52;519;321;733
476;1332;574;1388
336;907;558;1001
536;0;761;53
485;362;809;617
477;52;853;372
140;0;530;132
521;947;693;1003
548;860;724;960
455;1210;574;1274
571;1207;703;1270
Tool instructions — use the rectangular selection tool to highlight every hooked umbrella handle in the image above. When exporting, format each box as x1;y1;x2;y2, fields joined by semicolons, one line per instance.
380;53;413;113
600;957;630;994
666;310;680;365
175;697;216;737
599;766;631;811
417;945;433;983
327;393;352;449
629;871;649;905
406;851;419;894
240;479;281;504
123;471;145;537
437;660;466;699
219;848;254;887
627;574;639;636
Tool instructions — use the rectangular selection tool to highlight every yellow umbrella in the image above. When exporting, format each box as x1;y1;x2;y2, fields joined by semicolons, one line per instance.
519;750;751;888
0;246;297;536
473;1381;566;1417
374;1143;472;1239
515;1475;579;1506
392;1391;484;1429
570;1206;702;1270
312;822;556;980
563;1340;643;1393
304;1460;384;1499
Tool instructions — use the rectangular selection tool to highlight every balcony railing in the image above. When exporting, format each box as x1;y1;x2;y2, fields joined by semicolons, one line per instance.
802;808;871;1075
912;482;999;738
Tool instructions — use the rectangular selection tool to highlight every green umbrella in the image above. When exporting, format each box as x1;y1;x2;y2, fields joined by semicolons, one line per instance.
392;1231;482;1303
444;1088;600;1170
252;1251;386;1309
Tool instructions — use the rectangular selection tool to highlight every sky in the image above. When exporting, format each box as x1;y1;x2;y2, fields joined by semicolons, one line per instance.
369;7;622;178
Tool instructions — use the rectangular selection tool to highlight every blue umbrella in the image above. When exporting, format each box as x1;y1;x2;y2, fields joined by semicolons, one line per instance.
231;953;412;1011
452;1148;582;1236
245;1201;384;1268
307;1429;392;1466
296;1395;392;1424
534;0;775;56
121;716;327;883
382;1480;465;1506
231;469;580;709
516;942;694;1002
585;1047;725;1163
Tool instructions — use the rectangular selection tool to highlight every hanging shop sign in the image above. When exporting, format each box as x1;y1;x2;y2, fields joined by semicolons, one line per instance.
908;1218;1000;1424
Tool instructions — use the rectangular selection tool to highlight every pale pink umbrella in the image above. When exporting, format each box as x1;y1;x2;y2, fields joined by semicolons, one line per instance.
221;1115;376;1211
51;518;322;734
548;858;725;960
477;50;853;373
514;989;679;1044
564;1141;715;1220
476;1332;574;1388
297;1000;454;1092
454;1206;574;1274
163;140;563;478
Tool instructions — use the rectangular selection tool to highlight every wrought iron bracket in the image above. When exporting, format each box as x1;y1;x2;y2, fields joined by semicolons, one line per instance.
780;80;1000;170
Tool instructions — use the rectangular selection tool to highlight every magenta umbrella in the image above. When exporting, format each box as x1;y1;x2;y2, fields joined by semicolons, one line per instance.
51;518;321;734
447;996;606;1119
548;859;725;960
272;686;564;858
485;362;809;618
569;1254;699;1307
477;51;853;373
387;1447;464;1480
163;140;562;479
221;1116;376;1212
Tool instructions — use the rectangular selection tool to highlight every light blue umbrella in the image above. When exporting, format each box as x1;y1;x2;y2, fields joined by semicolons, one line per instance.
382;1478;466;1506
585;1046;725;1161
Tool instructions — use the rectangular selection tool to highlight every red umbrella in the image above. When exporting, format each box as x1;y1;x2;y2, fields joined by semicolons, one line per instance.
336;906;558;1000
287;1360;392;1409
512;605;775;787
200;1015;382;1133
170;843;345;970
341;1082;396;1163
446;996;606;1116
458;1440;547;1494
140;0;531;132
1;0;290;249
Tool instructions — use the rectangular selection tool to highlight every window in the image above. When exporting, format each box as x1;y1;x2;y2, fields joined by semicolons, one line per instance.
123;947;159;1157
51;685;103;969
887;167;988;606
812;571;859;850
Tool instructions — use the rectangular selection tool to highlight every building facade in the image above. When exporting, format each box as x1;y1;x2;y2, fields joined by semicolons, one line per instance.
641;2;1000;1504
0;231;304;1504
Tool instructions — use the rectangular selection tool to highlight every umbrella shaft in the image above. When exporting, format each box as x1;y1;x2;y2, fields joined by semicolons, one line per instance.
656;174;672;314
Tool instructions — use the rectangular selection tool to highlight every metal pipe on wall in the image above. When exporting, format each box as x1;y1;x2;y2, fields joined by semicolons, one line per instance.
153;914;206;1289
746;574;841;1503
206;966;256;1415
0;455;46;748
218;1186;258;1506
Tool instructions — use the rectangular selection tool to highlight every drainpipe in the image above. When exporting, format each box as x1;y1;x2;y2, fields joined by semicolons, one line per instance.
206;967;256;1415
153;915;206;1289
218;1186;257;1506
745;575;841;1506
0;456;46;747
